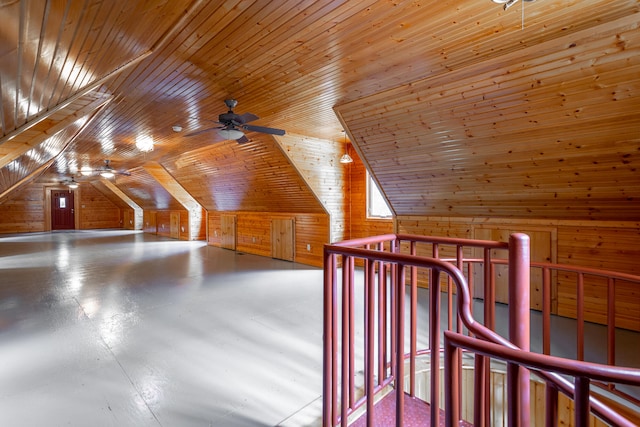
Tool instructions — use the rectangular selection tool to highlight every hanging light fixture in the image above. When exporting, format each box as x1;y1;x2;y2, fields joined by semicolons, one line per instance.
339;130;353;164
80;166;93;176
340;153;353;164
100;170;115;178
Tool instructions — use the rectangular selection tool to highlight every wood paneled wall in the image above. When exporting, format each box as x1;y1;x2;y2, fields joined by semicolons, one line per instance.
187;208;207;241
397;216;640;331
163;135;326;214
0;182;124;234
143;209;203;241
156;211;172;238
151;210;186;239
276;133;349;243
0;183;45;234
78;184;122;229
207;211;329;267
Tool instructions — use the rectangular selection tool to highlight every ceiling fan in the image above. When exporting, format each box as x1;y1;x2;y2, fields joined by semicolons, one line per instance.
79;160;131;178
186;99;286;144
61;176;79;189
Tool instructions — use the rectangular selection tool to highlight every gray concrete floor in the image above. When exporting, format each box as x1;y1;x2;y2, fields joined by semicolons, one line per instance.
0;230;637;426
0;230;324;426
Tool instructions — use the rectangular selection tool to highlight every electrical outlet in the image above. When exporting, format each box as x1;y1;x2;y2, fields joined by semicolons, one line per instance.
252;236;256;243
214;230;218;237
307;244;311;251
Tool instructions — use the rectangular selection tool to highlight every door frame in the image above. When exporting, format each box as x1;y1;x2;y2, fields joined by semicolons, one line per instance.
44;186;80;231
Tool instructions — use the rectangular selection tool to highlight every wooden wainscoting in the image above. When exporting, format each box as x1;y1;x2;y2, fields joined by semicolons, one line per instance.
472;226;556;312
207;211;329;267
397;216;640;332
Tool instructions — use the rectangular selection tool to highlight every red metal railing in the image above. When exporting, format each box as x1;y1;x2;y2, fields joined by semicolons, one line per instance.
467;257;640;404
444;331;640;427
323;233;640;426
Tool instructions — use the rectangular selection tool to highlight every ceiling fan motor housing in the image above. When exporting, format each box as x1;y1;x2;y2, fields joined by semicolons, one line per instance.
219;112;243;125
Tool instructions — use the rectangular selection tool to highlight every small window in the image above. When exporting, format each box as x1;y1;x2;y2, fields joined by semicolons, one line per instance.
59;197;66;209
367;173;392;218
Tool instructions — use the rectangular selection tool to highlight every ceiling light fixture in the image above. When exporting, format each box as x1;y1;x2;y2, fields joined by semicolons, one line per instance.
218;128;244;140
172;125;182;132
338;130;353;164
80;166;93;176
100;170;115;179
340;153;353;164
67;178;79;189
135;135;154;152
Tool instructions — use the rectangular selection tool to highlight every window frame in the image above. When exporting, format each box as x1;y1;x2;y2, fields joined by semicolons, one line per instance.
366;172;393;219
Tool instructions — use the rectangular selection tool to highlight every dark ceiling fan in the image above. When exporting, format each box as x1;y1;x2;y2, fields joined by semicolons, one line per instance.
186;99;285;144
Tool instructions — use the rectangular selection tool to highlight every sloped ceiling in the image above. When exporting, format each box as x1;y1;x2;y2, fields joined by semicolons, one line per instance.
0;0;638;219
335;11;640;219
162;134;325;213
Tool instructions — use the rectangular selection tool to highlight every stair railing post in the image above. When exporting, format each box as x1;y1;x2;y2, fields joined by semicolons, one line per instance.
508;233;531;427
323;250;336;426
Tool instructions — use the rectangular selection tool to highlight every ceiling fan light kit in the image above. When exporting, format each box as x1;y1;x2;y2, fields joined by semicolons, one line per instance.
186;99;285;144
218;128;244;140
96;160;130;179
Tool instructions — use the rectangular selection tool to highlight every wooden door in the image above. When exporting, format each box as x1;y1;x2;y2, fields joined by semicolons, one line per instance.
51;190;75;230
271;218;295;261
170;212;180;239
145;211;157;234
221;215;236;250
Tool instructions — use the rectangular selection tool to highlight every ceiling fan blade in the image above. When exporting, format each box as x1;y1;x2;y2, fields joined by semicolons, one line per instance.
185;126;221;137
235;135;250;144
238;112;259;123
242;124;285;136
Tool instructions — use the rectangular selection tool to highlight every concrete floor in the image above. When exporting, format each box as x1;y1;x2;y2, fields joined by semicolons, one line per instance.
0;230;325;426
0;230;637;426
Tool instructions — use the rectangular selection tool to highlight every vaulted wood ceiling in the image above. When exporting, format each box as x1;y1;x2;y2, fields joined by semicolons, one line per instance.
1;0;638;219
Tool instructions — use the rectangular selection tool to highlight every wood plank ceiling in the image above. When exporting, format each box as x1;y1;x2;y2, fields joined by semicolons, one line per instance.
0;0;638;219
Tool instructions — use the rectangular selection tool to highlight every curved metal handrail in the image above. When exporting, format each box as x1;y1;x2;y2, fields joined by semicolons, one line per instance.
444;331;640;427
323;233;639;426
